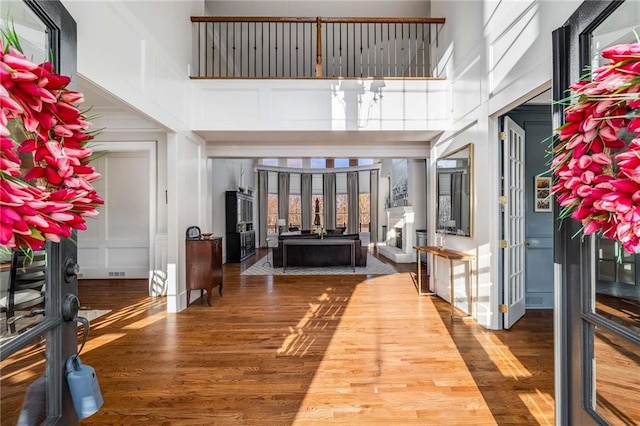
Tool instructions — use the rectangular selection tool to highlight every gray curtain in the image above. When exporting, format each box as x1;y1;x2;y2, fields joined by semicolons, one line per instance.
370;169;379;243
258;170;268;247
301;173;312;230
278;172;290;227
323;173;336;230
347;172;359;234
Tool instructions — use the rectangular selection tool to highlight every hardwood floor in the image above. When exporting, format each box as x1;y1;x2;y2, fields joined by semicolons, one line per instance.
1;250;555;425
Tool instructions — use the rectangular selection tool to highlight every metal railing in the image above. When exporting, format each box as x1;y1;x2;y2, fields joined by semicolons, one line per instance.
191;16;445;79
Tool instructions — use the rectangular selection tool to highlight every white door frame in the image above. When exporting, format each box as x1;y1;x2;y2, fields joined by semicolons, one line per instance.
83;141;157;289
489;83;552;330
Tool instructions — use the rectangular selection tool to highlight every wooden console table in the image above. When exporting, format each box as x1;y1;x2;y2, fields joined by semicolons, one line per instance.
282;239;356;272
413;245;476;320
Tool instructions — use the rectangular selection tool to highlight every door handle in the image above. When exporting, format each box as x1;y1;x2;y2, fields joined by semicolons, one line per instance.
523;241;530;247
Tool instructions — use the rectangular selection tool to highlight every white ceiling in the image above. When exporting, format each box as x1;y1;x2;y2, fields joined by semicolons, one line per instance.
77;75;128;110
525;89;551;105
197;130;440;145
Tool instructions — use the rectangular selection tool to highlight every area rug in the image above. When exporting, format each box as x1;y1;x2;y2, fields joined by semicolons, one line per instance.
241;253;397;276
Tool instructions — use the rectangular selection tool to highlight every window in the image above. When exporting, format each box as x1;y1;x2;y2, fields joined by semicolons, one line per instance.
312;195;323;227
262;158;278;166
359;193;370;232
358;159;374;166
312;174;323;227
267;171;278;233
287;158;303;168
336;194;348;229
267;194;278;233
289;194;301;229
335;173;348;230
335;158;349;168
311;158;326;168
358;170;371;232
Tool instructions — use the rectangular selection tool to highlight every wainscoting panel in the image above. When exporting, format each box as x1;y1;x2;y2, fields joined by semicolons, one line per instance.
78;151;151;278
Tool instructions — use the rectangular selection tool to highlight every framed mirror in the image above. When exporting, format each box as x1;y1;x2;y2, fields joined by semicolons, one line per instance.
436;143;473;237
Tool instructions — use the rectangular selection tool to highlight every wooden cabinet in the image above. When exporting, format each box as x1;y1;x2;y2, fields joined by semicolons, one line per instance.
225;191;256;262
186;237;223;306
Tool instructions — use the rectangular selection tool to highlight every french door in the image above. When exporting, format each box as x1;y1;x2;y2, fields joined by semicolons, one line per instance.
552;1;640;424
502;117;527;329
0;1;81;424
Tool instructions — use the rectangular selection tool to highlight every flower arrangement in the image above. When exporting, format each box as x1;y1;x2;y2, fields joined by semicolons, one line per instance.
551;42;640;254
1;27;103;252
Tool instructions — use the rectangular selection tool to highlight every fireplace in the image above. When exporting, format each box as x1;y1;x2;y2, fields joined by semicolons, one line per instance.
378;206;415;263
395;227;403;249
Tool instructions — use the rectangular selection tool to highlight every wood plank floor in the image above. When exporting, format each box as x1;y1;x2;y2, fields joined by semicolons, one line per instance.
1;249;555;425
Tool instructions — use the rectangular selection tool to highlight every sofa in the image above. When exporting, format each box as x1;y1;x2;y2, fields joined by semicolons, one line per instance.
272;233;368;268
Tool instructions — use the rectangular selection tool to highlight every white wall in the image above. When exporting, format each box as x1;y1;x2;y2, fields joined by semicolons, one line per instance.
209;159;257;262
409;159;427;233
81;127;167;290
78;150;151;279
192;79;447;134
167;132;208;311
61;0;203;132
63;1;210;311
429;0;581;329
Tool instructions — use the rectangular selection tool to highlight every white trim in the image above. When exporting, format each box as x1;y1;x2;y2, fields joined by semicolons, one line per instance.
88;141;157;291
488;115;501;330
210;144;430;159
254;163;382;175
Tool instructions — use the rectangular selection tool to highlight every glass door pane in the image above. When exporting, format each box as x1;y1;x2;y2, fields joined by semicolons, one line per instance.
593;326;640;424
0;339;47;424
1;1;81;423
584;2;640;423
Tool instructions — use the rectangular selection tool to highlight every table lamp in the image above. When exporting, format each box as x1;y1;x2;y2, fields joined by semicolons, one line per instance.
276;218;286;234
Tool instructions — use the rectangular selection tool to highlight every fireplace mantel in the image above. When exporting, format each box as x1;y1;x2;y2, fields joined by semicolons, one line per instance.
379;205;416;263
385;206;414;215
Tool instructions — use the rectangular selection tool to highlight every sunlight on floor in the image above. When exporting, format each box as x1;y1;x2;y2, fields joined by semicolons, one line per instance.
123;311;167;330
82;333;127;355
2;358;44;383
293;274;498;424
474;331;533;379
519;389;555;425
278;288;341;356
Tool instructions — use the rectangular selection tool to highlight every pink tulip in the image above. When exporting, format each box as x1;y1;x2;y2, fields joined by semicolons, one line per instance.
52;125;73;137
623;206;640;223
558;121;581;140
578;155;593;169
572;205;592;220
602;43;640;61
572;142;589;158
582;219;601;235
59;91;84;104
591;152;613;165
609;179;639;193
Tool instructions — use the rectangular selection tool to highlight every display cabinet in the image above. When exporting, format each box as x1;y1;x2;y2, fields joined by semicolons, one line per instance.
225;191;256;262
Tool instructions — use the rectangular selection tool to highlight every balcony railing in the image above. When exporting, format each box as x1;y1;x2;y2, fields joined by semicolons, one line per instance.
191;16;445;79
